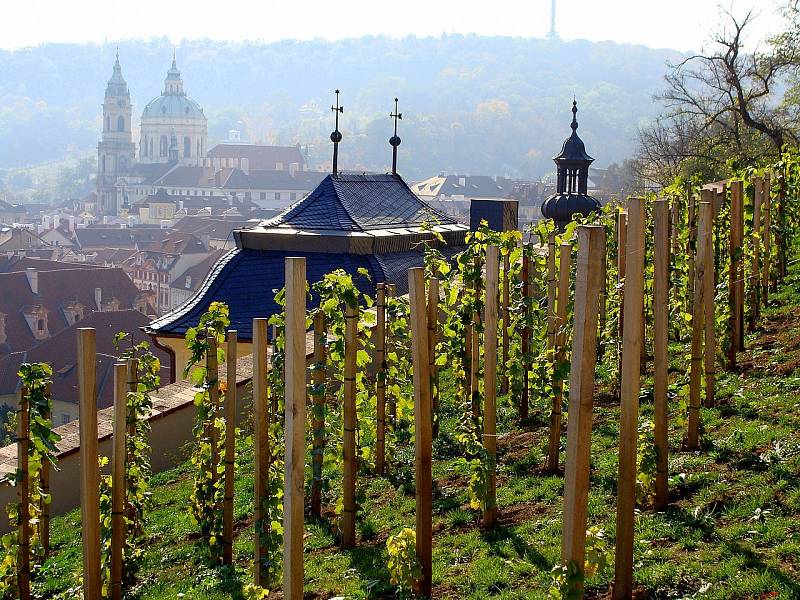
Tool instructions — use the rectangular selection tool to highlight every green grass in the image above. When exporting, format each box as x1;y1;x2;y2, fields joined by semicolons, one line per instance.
29;267;800;599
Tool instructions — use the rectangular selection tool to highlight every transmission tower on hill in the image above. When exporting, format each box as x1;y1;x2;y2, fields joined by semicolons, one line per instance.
548;0;560;40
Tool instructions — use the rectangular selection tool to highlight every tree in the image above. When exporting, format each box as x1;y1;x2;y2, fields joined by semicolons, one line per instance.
638;9;798;182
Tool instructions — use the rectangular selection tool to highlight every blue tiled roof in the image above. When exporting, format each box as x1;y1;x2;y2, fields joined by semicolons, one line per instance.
147;247;412;340
266;173;456;231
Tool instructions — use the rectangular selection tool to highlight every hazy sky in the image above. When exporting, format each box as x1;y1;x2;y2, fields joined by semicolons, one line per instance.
0;0;785;52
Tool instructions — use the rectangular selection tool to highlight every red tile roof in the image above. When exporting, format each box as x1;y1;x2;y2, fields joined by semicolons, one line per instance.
0;310;171;408
0;266;151;354
141;233;208;255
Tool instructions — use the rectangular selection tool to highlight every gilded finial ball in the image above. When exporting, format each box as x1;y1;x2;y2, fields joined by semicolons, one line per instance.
389;135;401;147
330;130;342;143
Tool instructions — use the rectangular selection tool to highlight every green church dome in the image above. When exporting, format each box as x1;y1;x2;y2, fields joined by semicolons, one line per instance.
141;56;206;121
141;94;205;120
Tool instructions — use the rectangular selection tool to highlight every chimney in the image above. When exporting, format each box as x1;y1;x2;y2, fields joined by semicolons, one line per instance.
25;268;38;294
95;287;102;311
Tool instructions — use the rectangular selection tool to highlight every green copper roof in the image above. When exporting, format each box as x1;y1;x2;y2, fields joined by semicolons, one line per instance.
105;53;129;98
142;94;205;120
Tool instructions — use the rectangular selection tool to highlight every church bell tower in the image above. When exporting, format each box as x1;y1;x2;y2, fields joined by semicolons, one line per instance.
97;50;136;216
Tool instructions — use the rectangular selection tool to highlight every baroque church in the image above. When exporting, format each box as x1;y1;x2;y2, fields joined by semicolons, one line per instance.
96;52;208;215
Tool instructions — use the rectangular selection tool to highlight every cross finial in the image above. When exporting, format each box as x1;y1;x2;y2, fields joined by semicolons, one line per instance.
330;89;344;175
172;45;177;68
571;99;578;132
389;97;403;175
390;97;402;136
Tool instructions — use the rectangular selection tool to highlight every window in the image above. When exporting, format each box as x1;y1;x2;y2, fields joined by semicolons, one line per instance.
290;193;297;201
149;139;154;157
184;136;191;158
160;136;168;157
197;140;201;157
260;192;266;200
117;116;125;132
37;319;44;331
274;192;280;200
106;116;110;131
61;414;70;425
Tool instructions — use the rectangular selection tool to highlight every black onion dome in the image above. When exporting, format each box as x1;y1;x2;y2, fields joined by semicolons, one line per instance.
389;135;401;147
541;100;599;229
541;192;601;224
554;101;594;163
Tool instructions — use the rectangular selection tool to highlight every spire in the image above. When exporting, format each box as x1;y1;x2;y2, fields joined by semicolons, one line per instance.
164;50;184;96
389;97;402;176
571;98;578;132
105;48;128;97
330;89;344;176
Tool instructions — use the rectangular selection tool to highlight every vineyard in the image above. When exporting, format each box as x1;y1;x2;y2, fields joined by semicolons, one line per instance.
2;150;800;599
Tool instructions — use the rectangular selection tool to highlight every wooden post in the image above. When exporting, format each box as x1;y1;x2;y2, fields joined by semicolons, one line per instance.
283;257;306;600
561;225;604;587
386;284;397;426
124;359;138;534
547;242;571;472
617;211;628;372
375;286;387;474
341;301;358;549
702;189;716;408
409;267;432;596
688;201;712;451
427;278;440;438
17;386;30;600
222;330;238;565
206;332;220;550
599;234;608;358
483;246;500;527
110;363;127;600
729;181;744;367
40;385;51;557
749;177;763;332
547;231;557;364
270;325;279;420
77;328;101;600
252;318;269;587
688;192;697;318
778;175;787;283
613;198;645;600
501;251;510;394
653;199;669;510
520;245;531;420
761;175;772;308
470;262;481;423
311;312;327;512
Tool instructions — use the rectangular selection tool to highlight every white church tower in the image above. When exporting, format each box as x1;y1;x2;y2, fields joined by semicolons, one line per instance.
97;51;136;215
